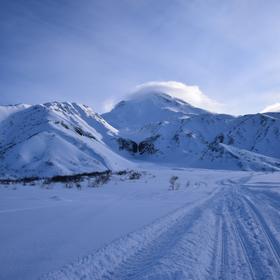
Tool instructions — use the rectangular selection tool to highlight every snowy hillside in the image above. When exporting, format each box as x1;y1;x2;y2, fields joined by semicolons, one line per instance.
0;102;132;178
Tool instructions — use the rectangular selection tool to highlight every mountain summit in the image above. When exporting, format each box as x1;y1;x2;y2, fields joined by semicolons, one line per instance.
102;92;209;131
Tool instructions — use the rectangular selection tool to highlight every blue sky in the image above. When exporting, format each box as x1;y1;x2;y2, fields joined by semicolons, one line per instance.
1;0;280;114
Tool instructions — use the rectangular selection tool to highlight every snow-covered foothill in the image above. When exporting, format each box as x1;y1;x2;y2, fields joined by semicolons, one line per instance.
0;102;132;178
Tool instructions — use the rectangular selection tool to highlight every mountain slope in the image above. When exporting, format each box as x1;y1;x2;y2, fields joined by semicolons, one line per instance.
0;102;132;178
1;93;280;178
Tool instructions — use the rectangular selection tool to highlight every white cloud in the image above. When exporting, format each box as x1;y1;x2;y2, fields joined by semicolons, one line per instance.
261;102;280;113
132;81;224;113
102;98;115;112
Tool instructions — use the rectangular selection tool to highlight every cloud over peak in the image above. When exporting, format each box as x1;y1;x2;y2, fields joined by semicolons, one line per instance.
131;81;223;113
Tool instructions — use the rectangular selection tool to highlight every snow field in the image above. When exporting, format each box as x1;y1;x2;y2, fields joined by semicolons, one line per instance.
1;168;279;280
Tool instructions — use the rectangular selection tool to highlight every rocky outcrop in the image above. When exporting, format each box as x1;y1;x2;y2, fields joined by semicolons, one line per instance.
117;135;159;155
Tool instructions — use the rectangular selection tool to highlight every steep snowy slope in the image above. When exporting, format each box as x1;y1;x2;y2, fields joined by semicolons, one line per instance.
224;113;280;158
0;102;132;178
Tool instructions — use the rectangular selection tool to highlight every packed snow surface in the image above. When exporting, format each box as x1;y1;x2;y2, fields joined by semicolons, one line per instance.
0;168;279;280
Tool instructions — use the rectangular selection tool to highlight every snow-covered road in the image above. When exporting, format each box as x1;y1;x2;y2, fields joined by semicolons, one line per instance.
40;172;280;280
0;169;279;280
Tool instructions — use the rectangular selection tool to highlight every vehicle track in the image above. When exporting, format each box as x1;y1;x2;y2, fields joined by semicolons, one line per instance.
243;196;280;269
228;186;280;279
105;196;217;280
40;175;280;280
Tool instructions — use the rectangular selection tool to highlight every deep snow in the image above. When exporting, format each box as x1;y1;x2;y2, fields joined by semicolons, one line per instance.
0;168;279;280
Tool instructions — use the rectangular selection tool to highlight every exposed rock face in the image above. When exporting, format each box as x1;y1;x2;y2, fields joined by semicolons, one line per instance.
117;138;138;154
138;135;159;155
117;135;159;155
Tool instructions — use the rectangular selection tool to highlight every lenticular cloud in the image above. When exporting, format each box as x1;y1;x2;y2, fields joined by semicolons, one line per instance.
261;102;280;113
132;81;223;113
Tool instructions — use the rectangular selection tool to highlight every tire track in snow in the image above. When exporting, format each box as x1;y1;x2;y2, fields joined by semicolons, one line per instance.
211;187;252;280
209;193;229;280
40;175;280;280
228;187;280;279
210;214;223;279
242;196;280;269
232;216;256;280
107;203;211;280
219;220;229;280
214;175;279;280
40;188;222;280
224;186;257;280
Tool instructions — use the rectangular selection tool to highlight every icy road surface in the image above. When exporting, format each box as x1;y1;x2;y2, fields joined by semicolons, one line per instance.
0;169;280;280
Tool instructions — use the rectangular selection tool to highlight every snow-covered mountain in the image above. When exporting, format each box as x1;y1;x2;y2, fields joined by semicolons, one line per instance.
103;92;280;171
1;93;280;178
0;102;132;178
102;92;209;131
